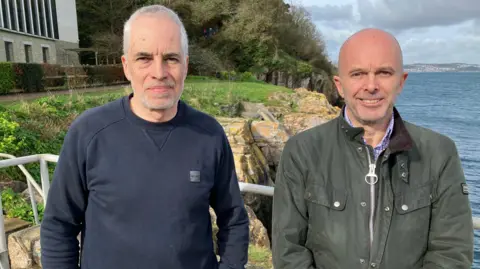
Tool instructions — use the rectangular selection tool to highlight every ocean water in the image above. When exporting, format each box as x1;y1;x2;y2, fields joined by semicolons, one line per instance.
394;72;480;268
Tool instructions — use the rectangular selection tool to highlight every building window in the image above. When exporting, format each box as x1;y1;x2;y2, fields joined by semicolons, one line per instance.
16;0;25;33
8;0;17;31
24;44;32;62
1;0;9;28
42;46;49;63
5;41;14;62
24;0;33;34
31;0;39;35
37;0;45;37
51;0;58;39
44;0;52;38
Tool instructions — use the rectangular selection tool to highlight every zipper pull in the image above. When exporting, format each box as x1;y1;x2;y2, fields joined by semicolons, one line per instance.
365;163;378;185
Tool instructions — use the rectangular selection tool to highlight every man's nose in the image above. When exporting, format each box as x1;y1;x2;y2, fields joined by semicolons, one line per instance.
366;73;378;92
152;58;168;79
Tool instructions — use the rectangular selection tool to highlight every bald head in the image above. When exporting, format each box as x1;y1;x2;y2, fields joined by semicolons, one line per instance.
337;28;404;75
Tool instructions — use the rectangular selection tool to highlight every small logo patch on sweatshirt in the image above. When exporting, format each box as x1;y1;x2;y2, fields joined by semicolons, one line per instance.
461;183;469;195
190;171;201;182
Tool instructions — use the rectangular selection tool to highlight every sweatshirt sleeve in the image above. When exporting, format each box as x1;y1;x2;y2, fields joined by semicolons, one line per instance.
40;121;88;269
210;132;250;269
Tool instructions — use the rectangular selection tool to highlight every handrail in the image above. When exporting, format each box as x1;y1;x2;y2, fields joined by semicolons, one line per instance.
0;154;44;200
0;154;43;227
0;153;479;269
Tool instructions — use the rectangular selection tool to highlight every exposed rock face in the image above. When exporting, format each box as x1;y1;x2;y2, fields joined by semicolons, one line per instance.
217;117;271;186
267;88;340;135
259;70;341;105
8;225;41;269
210;205;269;253
250;121;289;167
295;88;339;115
282;113;331;136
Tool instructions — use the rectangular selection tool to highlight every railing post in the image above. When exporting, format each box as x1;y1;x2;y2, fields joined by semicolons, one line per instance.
40;158;50;206
0;195;10;269
26;180;40;225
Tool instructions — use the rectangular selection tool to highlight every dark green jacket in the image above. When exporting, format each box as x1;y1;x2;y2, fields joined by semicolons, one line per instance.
272;107;474;269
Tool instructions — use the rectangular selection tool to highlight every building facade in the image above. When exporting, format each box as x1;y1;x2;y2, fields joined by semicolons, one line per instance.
0;0;79;65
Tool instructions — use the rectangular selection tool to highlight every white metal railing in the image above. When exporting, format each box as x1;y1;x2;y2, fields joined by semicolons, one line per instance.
0;154;479;269
0;154;58;269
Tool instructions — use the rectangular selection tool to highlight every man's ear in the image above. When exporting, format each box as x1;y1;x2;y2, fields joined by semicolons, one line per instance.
333;75;344;98
397;72;408;94
121;55;131;81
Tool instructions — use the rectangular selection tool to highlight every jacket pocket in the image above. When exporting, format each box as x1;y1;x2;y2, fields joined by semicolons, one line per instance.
394;183;433;214
304;185;347;211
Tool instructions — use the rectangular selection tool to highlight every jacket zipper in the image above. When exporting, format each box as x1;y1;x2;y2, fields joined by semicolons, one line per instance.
364;146;379;248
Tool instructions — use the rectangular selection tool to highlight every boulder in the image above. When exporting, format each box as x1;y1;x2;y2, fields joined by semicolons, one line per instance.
217;117;271;185
210;205;269;253
283;113;331;135
250;121;290;167
7;225;40;269
294;88;340;115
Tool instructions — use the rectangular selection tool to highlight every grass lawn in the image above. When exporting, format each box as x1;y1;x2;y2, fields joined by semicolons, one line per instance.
0;76;293;113
248;245;273;268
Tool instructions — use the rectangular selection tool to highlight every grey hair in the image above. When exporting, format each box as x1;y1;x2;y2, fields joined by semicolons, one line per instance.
123;4;189;57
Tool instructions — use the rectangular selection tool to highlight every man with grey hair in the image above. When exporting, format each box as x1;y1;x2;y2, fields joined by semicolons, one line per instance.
40;4;250;269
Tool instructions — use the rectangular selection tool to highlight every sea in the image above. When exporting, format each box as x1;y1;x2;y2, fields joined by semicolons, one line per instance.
394;72;480;268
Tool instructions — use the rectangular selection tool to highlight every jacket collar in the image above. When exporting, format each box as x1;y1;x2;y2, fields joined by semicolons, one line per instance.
339;105;413;154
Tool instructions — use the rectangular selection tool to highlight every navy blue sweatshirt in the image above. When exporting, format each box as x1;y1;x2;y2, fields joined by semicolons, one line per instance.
40;94;250;269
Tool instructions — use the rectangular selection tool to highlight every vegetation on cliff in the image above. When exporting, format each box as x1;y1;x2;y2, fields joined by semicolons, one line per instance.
76;0;335;78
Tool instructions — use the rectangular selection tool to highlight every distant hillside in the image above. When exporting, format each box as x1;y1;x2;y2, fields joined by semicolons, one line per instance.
404;63;480;72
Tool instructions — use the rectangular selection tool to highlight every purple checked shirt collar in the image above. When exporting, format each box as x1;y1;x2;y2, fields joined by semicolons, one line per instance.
344;107;394;161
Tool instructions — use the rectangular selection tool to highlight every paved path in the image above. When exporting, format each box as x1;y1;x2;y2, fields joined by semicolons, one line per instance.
0;84;129;103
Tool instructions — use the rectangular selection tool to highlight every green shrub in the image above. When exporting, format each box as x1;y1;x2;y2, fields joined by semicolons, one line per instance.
0;111;26;153
13;63;45;92
239;71;256;82
0;63;14;94
1;188;44;223
219;70;237;80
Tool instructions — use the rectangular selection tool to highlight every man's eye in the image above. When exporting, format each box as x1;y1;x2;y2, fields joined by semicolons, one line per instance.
137;57;150;61
166;58;179;63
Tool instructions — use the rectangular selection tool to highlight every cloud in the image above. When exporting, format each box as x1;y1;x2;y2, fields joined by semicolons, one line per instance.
306;4;354;22
306;0;480;64
474;19;480;35
357;0;480;32
400;35;480;64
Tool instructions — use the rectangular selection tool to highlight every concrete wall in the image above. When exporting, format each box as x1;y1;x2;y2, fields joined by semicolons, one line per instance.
0;30;57;63
55;40;80;65
56;0;79;44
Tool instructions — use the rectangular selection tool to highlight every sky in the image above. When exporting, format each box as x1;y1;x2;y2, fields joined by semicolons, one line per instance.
293;0;480;64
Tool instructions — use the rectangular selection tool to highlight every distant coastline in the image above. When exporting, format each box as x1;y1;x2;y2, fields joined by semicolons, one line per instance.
404;63;480;73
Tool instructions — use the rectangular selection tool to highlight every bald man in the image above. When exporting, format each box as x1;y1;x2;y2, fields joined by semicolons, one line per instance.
272;28;473;269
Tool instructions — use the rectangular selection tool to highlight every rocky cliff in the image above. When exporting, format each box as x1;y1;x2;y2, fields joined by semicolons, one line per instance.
216;87;341;247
